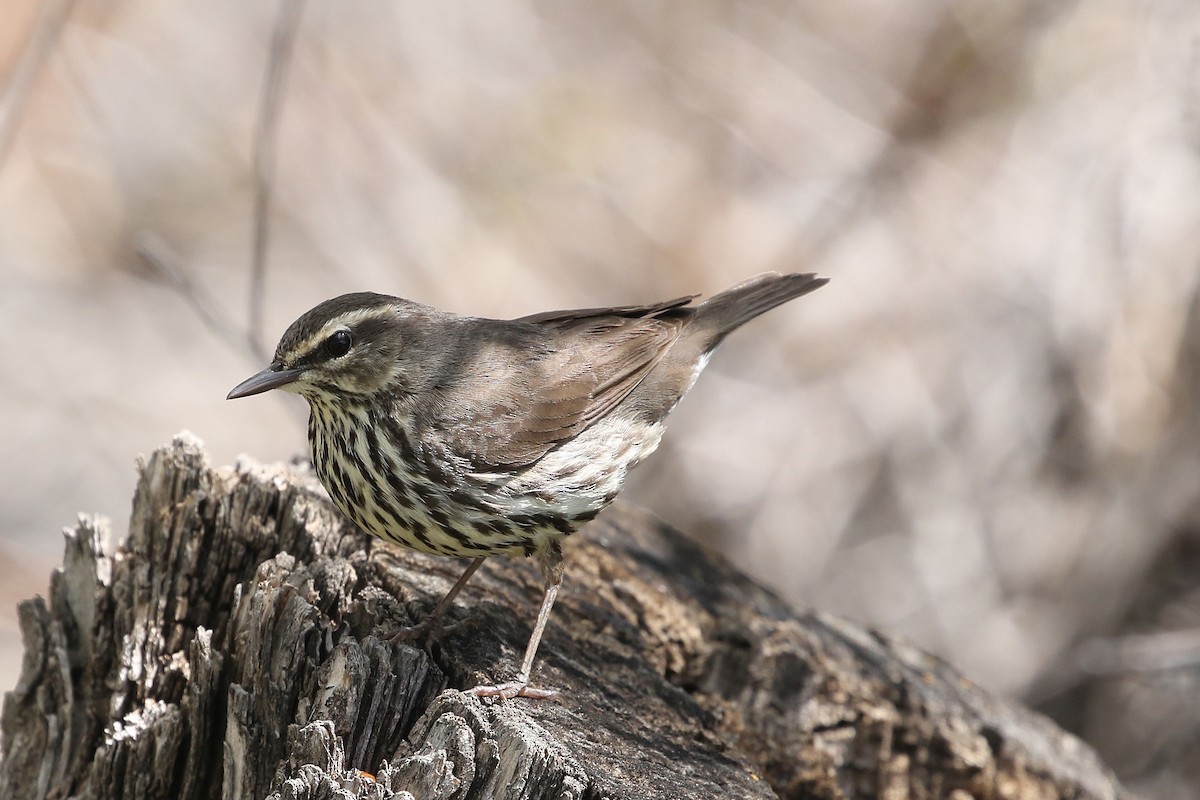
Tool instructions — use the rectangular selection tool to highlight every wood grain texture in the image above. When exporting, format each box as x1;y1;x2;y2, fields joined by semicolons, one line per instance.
0;433;1130;799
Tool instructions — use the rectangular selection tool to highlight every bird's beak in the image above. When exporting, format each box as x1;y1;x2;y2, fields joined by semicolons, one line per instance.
227;363;303;399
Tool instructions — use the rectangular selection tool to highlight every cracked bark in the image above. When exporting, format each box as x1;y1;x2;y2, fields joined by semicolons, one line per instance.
0;433;1130;799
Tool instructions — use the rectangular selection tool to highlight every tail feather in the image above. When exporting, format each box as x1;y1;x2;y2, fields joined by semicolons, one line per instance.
693;272;827;347
626;271;827;421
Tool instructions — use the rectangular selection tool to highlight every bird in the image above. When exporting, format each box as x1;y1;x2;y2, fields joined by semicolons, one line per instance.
227;271;827;699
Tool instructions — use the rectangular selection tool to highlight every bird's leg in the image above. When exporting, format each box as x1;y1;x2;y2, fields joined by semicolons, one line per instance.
469;544;564;700
388;556;485;646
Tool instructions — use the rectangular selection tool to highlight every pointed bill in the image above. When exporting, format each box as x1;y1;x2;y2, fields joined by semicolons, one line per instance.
227;364;302;399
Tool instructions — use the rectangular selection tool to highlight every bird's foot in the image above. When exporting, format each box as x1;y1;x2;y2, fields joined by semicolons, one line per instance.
466;679;559;701
384;616;465;650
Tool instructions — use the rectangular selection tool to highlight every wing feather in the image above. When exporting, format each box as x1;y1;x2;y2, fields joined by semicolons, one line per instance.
433;300;695;469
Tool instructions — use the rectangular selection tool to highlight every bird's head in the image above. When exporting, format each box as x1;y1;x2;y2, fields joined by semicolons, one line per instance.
227;292;436;402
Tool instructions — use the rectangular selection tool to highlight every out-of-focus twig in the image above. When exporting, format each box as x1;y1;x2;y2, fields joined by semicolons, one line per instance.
0;0;78;175
134;231;307;429
1030;627;1200;704
248;0;307;362
771;1;1079;272
1079;628;1200;674
133;231;255;358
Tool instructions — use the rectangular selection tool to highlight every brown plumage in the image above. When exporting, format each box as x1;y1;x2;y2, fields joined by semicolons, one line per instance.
228;271;827;698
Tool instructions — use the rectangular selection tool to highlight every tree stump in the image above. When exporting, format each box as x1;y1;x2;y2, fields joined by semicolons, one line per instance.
0;433;1130;799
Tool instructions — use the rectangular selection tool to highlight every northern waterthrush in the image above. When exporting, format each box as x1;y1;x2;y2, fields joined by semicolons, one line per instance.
228;272;827;698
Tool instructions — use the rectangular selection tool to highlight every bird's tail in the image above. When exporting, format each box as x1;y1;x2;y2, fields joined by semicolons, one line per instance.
692;272;827;348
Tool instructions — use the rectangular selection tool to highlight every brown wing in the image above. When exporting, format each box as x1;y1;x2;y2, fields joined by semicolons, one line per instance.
435;299;696;470
514;295;696;325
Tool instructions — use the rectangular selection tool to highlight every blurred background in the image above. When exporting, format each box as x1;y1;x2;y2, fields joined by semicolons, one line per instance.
3;1;1200;795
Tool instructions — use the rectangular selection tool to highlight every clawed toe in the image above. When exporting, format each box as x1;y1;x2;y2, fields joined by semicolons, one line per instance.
384;620;435;645
384;622;426;644
385;616;467;649
466;680;559;701
384;558;485;648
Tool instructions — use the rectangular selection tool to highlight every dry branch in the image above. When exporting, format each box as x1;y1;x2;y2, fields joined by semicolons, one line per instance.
0;433;1130;799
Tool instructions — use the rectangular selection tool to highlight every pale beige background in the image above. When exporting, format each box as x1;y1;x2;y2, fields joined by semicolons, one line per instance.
4;2;1200;795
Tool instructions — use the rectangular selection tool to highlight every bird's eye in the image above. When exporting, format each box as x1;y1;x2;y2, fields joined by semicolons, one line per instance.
324;330;353;358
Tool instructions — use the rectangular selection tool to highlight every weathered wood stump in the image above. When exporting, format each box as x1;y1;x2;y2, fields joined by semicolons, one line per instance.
0;433;1129;799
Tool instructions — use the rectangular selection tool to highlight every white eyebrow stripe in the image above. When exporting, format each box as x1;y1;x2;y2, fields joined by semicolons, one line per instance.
290;306;395;359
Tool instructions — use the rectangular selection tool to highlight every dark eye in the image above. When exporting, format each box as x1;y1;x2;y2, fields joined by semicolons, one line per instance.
324;330;352;358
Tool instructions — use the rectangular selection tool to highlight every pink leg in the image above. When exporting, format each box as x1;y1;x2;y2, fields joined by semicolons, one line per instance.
388;557;485;644
468;545;564;700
